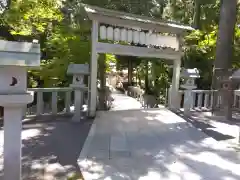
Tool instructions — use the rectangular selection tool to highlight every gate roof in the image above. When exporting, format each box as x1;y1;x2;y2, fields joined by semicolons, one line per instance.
84;4;194;34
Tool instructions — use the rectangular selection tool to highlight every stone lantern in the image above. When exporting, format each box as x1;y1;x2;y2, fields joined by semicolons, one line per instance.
0;40;40;180
211;69;234;119
231;69;240;143
231;69;240;96
180;68;200;115
67;64;89;122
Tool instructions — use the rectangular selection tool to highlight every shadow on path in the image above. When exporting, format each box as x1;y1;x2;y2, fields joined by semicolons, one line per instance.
0;117;93;180
79;109;240;180
173;110;236;142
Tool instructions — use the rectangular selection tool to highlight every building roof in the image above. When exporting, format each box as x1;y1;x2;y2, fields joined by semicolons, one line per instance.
83;4;194;34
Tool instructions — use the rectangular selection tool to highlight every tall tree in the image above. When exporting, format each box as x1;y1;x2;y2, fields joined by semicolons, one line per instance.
212;0;238;119
193;0;201;29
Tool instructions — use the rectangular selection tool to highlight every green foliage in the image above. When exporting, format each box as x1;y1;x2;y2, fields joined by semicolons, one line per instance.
105;54;117;73
2;0;62;36
40;24;91;87
0;0;239;95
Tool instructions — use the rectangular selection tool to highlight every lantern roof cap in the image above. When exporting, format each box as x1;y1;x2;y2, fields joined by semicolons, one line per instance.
180;68;200;78
67;64;89;75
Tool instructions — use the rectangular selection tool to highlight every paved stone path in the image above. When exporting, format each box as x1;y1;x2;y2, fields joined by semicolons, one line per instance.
78;108;240;180
111;91;142;111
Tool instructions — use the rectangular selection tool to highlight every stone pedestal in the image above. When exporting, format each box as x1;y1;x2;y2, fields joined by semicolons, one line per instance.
0;93;34;180
71;88;84;122
4;107;22;180
182;87;195;115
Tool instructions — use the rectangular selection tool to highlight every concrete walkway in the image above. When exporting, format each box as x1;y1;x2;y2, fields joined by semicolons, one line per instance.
78;108;240;180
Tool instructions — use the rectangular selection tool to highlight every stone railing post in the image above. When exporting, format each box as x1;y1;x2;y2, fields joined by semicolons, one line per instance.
36;91;43;115
65;91;71;114
204;92;209;108
51;91;58;115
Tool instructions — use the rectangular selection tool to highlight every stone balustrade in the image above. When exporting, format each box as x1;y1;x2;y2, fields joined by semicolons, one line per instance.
128;88;240;111
25;88;73;116
176;89;240;111
177;90;213;110
2;87;240;118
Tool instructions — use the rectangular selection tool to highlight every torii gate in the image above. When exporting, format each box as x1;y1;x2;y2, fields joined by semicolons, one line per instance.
83;4;194;118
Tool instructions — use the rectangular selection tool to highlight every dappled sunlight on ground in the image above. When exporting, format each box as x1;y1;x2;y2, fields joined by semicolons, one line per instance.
22;128;42;141
0;117;92;180
79;108;240;180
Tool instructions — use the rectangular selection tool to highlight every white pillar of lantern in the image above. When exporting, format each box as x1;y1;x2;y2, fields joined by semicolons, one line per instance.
67;64;89;122
0;40;40;180
180;68;200;115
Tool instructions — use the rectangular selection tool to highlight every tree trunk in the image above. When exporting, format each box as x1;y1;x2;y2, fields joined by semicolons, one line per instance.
193;0;201;29
212;0;237;120
170;0;177;19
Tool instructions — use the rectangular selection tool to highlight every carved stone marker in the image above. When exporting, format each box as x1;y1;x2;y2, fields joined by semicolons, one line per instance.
0;40;40;180
67;64;89;122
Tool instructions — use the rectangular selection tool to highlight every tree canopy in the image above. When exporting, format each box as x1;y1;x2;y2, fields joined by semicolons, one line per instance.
1;0;240;91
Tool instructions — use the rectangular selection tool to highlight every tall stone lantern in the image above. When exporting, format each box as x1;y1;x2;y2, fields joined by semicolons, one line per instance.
231;69;240;143
231;69;240;95
180;68;200;115
0;40;40;180
67;64;89;122
212;69;234;119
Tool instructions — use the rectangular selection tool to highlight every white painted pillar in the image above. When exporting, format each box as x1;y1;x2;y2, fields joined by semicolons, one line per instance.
72;90;82;122
89;20;99;118
4;107;23;180
170;59;181;109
